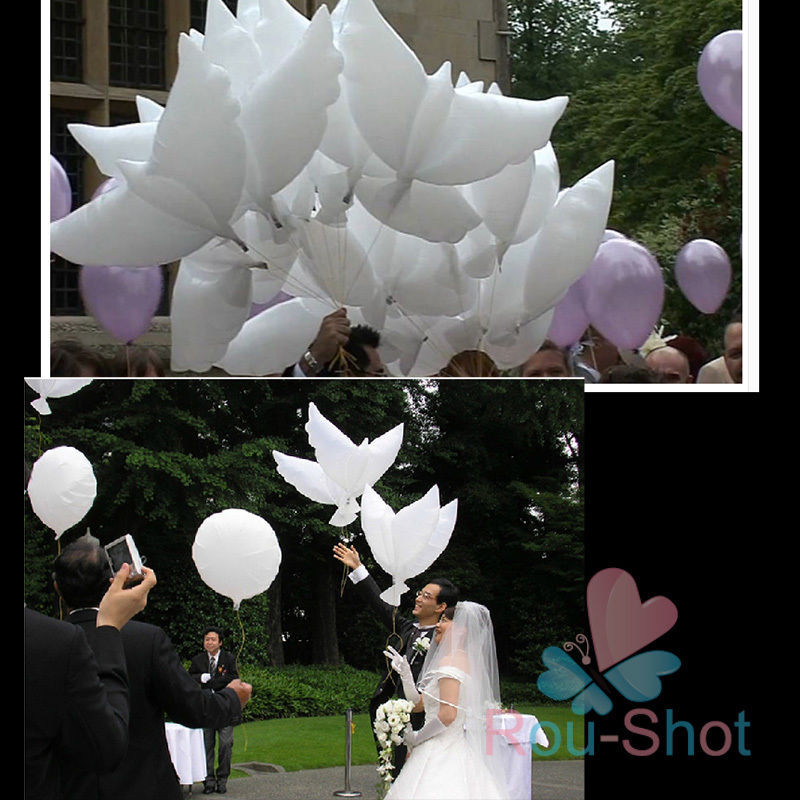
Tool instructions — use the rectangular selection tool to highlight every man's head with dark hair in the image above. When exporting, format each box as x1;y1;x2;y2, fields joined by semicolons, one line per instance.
412;577;460;626
428;578;459;609
521;340;572;378
50;339;111;377
52;533;111;609
203;627;224;656
342;325;384;376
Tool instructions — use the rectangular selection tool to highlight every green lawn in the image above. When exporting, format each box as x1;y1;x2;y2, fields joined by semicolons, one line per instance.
229;704;584;777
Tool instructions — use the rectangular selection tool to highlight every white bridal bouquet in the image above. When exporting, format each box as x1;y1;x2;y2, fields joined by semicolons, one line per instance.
374;697;414;798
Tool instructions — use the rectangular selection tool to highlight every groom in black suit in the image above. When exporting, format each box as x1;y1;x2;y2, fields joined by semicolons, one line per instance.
333;543;459;774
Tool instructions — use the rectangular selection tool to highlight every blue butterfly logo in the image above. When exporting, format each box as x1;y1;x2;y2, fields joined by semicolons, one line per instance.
537;569;681;715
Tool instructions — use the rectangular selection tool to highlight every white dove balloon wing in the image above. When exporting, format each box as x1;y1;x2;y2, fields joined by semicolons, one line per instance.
49;185;212;267
239;6;342;207
361;423;404;486
121;34;246;242
271;451;338;505
304;404;362;486
398;498;458;578
360;486;397;574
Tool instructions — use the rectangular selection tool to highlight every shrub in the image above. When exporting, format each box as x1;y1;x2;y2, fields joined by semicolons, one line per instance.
235;663;382;722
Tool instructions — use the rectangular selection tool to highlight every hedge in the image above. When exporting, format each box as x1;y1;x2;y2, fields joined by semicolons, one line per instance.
234;663;383;722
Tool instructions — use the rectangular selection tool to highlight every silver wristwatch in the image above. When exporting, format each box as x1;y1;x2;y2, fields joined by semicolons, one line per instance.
302;349;323;374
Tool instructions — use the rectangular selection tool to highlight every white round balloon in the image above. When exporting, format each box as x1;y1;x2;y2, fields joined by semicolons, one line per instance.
27;446;97;539
192;508;282;609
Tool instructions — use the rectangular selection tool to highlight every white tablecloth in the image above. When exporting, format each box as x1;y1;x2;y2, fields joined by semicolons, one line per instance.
488;713;550;800
164;722;207;786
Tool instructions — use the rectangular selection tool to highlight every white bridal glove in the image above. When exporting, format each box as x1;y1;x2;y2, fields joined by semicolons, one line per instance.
383;645;420;705
403;717;447;749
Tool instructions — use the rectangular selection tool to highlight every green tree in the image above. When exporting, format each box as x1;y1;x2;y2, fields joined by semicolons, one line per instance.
509;0;743;353
509;0;616;98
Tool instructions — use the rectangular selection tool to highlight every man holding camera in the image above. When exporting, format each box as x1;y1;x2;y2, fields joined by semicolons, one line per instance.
53;534;252;800
189;628;240;795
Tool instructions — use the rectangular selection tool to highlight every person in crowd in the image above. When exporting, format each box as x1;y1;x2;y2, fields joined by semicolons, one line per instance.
286;308;385;376
53;535;252;800
697;315;742;384
438;351;500;377
644;345;693;383
598;364;660;383
571;326;624;382
25;560;156;799
520;340;573;377
112;347;167;377
665;335;708;384
189;628;241;795
50;339;112;377
332;542;459;776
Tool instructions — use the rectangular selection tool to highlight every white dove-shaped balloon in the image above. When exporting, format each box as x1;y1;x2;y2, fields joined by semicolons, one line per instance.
272;402;403;526
360;484;457;606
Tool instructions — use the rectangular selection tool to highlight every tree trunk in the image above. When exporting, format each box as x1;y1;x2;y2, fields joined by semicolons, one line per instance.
311;561;340;664
266;567;285;667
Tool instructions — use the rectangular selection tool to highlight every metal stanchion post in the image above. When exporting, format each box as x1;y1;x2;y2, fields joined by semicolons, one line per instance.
334;708;362;797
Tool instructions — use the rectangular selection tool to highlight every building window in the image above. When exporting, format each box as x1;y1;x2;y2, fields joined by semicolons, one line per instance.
109;0;166;88
51;109;88;315
191;0;239;32
51;0;84;82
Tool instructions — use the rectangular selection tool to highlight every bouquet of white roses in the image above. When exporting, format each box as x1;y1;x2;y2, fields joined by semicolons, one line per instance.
374;697;414;798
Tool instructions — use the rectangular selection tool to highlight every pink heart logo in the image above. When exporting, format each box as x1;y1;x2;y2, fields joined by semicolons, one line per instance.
587;568;678;672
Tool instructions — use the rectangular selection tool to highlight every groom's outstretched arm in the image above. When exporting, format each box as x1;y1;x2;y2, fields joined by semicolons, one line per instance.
333;544;412;637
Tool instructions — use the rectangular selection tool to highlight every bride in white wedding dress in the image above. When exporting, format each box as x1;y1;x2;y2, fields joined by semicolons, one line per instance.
383;601;508;800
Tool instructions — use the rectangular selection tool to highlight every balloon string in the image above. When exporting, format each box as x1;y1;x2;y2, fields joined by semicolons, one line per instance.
381;606;404;687
235;607;248;753
388;302;457;373
319;222;342;307
240;236;338;312
57;538;63;619
339;523;350;597
476;254;501;354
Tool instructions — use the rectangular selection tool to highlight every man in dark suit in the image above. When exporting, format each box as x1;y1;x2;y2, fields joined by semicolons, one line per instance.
53;535;252;800
189;628;240;794
332;543;458;774
25;562;156;800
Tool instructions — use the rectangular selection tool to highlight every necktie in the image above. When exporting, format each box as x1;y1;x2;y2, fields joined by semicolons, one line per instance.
209;656;216;674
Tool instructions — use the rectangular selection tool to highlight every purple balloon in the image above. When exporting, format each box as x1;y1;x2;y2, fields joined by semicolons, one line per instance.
80;265;164;344
697;30;742;130
50;155;72;222
248;290;294;319
546;281;590;347
674;238;731;314
583;239;665;350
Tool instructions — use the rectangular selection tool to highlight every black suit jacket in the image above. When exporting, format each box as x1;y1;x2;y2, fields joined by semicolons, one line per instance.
352;573;435;707
24;607;129;800
61;610;241;800
188;649;239;700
